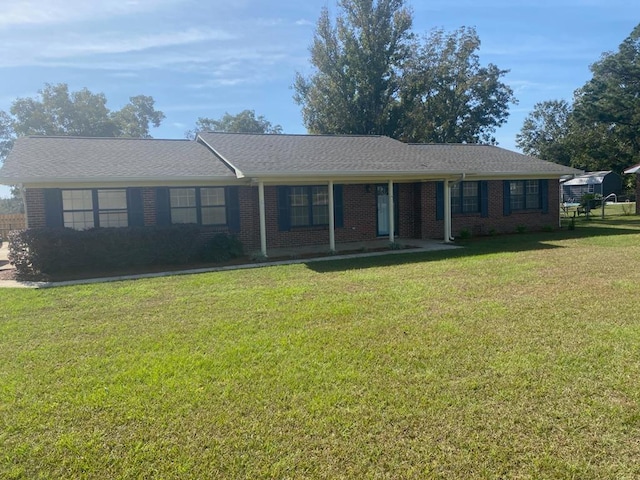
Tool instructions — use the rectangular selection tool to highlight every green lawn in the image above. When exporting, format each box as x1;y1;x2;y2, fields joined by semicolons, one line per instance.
2;216;640;479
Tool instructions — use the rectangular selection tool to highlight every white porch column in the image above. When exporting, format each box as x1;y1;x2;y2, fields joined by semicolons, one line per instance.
444;180;452;243
388;179;395;243
258;181;268;257
328;180;336;252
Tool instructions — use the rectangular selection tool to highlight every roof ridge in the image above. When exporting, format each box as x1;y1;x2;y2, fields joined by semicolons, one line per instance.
25;135;192;142
199;132;386;139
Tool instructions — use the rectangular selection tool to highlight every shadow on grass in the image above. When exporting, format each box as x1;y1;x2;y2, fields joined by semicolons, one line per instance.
305;220;640;273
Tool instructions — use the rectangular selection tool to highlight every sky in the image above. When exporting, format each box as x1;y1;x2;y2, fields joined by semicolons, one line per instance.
0;0;637;198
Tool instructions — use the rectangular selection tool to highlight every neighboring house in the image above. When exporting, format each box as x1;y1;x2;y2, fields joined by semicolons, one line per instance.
623;163;640;214
561;171;622;203
0;133;579;256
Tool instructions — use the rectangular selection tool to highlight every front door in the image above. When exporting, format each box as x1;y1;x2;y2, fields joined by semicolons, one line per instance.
376;184;399;236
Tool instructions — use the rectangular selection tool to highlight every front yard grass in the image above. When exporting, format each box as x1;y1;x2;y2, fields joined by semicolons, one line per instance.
2;216;640;478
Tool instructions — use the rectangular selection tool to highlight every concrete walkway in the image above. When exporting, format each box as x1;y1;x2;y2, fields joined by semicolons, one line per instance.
0;239;460;289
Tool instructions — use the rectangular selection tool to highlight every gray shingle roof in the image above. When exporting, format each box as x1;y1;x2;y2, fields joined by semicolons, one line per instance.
408;144;582;176
0;136;236;183
0;133;580;186
198;132;580;178
197;132;427;175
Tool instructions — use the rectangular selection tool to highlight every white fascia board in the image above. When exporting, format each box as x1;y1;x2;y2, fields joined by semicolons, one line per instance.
246;171;580;184
10;177;248;189
624;164;640;174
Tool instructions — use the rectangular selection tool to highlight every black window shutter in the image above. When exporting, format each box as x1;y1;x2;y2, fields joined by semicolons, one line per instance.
333;184;344;228
44;188;63;227
155;187;171;226
127;188;145;227
503;181;511;216
540;180;549;214
226;186;241;232
277;186;291;231
480;181;489;218
436;182;444;221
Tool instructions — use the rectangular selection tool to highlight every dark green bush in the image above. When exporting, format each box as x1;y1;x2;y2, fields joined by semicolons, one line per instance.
8;226;244;278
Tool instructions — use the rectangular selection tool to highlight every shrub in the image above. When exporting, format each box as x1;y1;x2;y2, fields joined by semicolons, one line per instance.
8;226;244;278
458;228;472;240
516;225;527;234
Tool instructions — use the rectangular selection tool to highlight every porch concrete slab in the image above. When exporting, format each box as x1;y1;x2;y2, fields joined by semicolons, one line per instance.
0;239;459;289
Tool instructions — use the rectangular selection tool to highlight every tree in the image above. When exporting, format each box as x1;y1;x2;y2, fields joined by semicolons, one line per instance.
397;27;516;144
1;83;165;153
187;110;282;138
570;23;640;171
519;23;640;172
293;0;413;136
110;95;165;138
516;100;572;165
0;83;165;202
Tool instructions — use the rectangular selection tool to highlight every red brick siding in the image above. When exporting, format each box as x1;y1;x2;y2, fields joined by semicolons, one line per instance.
417;180;560;239
23;181;561;249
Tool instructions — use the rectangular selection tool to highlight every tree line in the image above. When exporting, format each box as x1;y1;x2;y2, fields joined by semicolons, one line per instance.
516;23;640;174
1;0;638;196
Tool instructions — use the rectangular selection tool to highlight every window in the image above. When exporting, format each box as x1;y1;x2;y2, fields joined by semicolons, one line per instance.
451;181;480;214
97;189;128;228
510;180;541;211
62;190;94;230
62;189;128;230
169;187;227;225
290;186;329;227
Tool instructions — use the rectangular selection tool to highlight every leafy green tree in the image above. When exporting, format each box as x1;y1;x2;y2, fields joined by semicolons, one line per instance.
0;83;165;202
570;23;640;171
516;100;573;165
519;23;640;172
293;0;413;136
1;83;165;152
110;95;166;138
187;110;282;138
0;197;24;214
0;111;13;162
398;27;516;144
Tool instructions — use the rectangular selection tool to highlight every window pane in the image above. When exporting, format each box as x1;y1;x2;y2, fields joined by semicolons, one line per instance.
62;190;93;210
290;187;308;207
98;189;127;209
463;182;478;198
291;206;309;226
510;181;524;196
64;211;94;230
171;208;197;224
312;186;328;206
201;188;225;207
99;211;128;228
170;188;196;208
313;205;329;225
201;206;226;225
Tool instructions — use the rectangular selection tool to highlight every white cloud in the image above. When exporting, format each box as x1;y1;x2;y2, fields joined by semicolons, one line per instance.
41;28;236;58
295;19;314;27
0;0;185;28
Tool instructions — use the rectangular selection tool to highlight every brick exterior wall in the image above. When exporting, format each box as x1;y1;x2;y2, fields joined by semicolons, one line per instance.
23;180;561;251
450;180;559;237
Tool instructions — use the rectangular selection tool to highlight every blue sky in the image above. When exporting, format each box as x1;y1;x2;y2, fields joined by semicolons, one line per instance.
0;0;636;198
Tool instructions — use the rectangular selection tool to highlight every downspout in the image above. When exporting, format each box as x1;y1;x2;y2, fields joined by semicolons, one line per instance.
445;173;465;243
